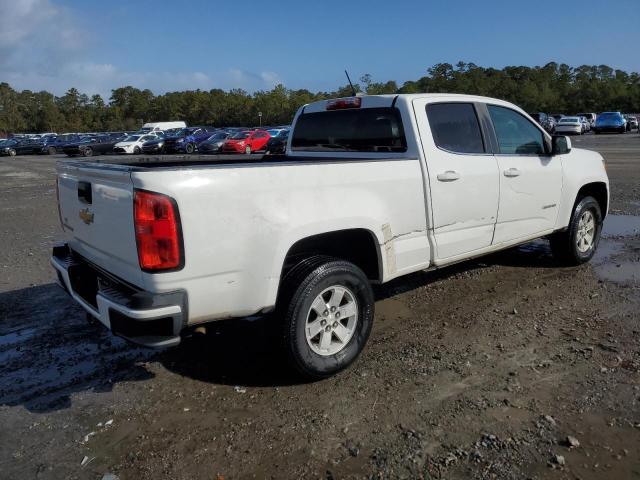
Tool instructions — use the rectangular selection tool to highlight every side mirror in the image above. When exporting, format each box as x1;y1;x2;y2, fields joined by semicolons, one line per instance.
551;135;571;155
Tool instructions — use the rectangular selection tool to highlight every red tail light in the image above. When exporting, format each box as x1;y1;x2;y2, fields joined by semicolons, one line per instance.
134;190;183;271
326;97;361;110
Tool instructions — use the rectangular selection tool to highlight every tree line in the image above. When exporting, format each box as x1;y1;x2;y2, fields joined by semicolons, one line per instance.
1;61;638;135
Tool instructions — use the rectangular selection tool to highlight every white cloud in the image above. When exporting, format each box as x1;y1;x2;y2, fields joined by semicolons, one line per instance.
0;0;282;98
0;0;85;69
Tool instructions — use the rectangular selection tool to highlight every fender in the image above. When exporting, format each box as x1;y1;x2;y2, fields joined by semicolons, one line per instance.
554;147;609;231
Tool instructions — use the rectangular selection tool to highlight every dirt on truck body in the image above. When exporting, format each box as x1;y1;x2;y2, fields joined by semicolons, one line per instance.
1;133;639;479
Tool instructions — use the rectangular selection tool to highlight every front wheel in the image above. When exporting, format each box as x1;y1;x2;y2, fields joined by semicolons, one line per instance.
8;148;16;156
83;147;93;157
185;143;195;154
245;145;252;155
133;146;141;154
48;146;56;155
550;196;603;266
278;257;375;379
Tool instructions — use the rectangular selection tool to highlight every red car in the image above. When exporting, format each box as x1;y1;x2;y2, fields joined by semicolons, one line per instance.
222;129;270;154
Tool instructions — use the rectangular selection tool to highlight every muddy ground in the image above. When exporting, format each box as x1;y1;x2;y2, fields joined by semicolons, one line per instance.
1;133;639;479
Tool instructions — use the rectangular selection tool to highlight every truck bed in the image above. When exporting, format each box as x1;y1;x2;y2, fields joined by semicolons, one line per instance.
59;153;414;170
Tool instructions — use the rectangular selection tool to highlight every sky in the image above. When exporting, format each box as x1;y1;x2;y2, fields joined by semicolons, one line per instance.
0;0;638;99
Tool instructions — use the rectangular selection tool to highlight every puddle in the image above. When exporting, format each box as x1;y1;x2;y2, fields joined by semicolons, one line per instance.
602;214;640;238
593;214;640;284
594;260;640;284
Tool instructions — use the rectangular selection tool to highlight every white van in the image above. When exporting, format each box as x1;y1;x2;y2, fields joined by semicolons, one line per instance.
140;121;187;133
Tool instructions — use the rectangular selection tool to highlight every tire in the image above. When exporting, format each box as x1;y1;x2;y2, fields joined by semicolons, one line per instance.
48;146;56;155
277;256;375;379
8;149;16;157
133;146;141;154
83;147;93;157
185;143;195;154
550;196;603;266
244;145;251;155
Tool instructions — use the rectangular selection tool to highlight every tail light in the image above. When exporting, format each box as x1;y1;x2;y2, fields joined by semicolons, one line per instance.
326;97;361;110
134;190;183;271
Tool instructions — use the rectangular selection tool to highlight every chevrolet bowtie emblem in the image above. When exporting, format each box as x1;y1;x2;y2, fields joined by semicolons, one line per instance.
79;208;94;225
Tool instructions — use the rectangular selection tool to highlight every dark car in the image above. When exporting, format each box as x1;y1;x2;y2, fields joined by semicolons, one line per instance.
196;131;232;154
28;136;54;154
0;139;42;156
141;137;166;154
528;112;555;133
47;134;86;154
62;136;119;157
593;112;627;134
163;127;216;153
265;129;290;154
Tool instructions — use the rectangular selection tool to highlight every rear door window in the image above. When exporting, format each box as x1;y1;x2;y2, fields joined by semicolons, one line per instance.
291;107;407;152
488;105;546;155
426;103;485;154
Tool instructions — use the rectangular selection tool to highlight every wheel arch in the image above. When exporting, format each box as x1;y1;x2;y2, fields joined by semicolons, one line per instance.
279;228;383;286
575;181;608;219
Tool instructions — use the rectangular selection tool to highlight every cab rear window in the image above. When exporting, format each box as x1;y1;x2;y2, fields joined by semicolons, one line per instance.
291;107;407;153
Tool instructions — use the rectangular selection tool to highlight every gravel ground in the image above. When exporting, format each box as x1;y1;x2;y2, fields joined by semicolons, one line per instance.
1;133;639;479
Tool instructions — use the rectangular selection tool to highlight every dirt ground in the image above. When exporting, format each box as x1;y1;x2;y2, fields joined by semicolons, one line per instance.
1;133;639;480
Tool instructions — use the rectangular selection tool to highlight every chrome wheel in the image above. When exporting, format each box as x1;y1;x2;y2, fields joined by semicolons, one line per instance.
305;285;358;356
576;210;595;253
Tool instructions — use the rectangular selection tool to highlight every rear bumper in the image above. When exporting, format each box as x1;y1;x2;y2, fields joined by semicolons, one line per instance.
593;125;625;133
51;243;186;348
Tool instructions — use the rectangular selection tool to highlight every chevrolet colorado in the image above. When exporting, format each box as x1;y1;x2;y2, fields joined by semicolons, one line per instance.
51;94;609;378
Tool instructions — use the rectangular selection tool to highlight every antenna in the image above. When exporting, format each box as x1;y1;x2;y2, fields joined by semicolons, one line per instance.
344;70;357;96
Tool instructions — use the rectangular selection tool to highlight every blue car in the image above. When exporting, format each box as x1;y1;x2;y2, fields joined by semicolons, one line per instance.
48;134;84;154
163;126;216;153
593;112;626;134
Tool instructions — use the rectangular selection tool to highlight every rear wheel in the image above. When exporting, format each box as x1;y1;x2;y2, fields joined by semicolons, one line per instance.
185;143;195;154
550;196;602;265
83;147;93;157
245;145;252;155
48;146;56;155
8;148;16;156
133;146;141;154
278;257;375;379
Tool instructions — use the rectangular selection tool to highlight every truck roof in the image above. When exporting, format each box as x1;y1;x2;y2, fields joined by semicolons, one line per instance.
301;93;519;114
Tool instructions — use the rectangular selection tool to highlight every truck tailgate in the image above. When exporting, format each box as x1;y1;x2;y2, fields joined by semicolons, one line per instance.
57;162;143;287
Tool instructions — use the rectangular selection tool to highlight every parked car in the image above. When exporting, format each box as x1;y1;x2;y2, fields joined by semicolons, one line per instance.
555;116;583;135
196;131;232;154
528;113;555;133
625;115;638;131
0;139;42;156
63;136;121;157
576;113;597;127
551;114;564;123
264;129;290;154
51;93;609;378
140;121;187;134
163;127;216;153
141;137;166;154
593;112;626;134
222;129;271;154
113;134;159;154
32;136;61;154
46;134;84;154
578;116;590;133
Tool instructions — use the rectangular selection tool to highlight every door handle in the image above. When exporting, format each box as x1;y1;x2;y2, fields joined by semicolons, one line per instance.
437;170;461;182
503;168;521;177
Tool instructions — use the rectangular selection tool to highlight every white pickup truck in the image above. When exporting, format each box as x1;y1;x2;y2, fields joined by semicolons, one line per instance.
51;94;609;378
